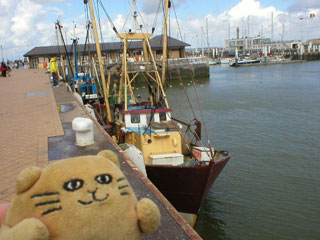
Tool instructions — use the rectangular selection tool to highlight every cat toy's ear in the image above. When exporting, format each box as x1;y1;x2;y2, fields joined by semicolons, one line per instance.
97;150;120;167
16;166;42;194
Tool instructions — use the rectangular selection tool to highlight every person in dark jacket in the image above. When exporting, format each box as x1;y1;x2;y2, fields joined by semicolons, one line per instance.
1;62;7;77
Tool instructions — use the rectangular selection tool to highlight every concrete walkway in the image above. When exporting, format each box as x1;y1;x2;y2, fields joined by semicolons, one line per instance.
0;69;63;203
0;68;201;239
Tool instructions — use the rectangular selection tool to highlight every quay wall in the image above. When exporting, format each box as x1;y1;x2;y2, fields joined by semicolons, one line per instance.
58;57;210;83
166;64;209;81
291;53;320;61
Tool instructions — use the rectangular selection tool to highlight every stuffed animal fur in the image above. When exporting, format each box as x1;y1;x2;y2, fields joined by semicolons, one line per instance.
0;150;160;240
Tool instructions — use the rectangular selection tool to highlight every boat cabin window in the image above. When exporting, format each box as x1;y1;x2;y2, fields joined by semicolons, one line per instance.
131;114;140;123
159;112;167;121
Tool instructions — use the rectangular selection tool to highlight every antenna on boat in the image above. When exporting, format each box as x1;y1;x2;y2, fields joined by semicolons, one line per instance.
133;0;138;32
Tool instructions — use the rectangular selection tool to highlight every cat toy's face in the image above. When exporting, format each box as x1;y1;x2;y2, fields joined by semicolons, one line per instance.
4;152;140;240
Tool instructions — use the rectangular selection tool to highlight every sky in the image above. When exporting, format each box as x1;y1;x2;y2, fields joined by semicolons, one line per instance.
0;0;320;61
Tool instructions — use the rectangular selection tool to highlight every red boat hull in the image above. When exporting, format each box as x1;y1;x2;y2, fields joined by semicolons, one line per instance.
145;155;231;214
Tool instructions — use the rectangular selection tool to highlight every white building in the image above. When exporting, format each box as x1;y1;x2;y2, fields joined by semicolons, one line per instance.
225;36;303;53
305;39;320;53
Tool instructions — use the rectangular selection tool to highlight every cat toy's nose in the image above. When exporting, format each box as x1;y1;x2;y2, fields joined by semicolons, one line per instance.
87;188;97;194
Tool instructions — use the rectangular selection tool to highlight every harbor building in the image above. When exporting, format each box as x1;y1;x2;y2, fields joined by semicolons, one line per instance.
225;35;303;54
225;36;271;51
305;39;320;52
24;35;190;69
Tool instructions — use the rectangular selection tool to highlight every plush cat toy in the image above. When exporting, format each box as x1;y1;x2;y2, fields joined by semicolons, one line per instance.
0;150;161;240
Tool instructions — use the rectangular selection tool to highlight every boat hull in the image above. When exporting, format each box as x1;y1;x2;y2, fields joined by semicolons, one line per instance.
145;154;231;214
230;59;261;67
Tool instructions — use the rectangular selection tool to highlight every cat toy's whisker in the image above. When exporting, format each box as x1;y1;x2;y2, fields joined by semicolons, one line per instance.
117;177;126;183
118;185;129;190
35;199;60;207
31;192;60;199
42;206;62;216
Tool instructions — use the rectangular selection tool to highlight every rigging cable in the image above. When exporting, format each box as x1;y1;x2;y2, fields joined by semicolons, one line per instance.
54;23;63;78
88;21;104;96
82;2;90;66
175;65;196;120
152;0;162;31
135;4;152;34
170;60;211;155
171;54;214;157
168;0;214;158
95;0;104;43
56;21;74;77
97;0;118;34
81;23;90;72
121;0;133;33
187;62;213;157
171;0;183;41
55;23;61;57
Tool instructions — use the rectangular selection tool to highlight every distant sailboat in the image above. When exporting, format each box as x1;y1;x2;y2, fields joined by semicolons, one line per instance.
229;47;260;66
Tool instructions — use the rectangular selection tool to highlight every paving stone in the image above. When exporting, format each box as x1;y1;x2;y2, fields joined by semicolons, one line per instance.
0;69;63;202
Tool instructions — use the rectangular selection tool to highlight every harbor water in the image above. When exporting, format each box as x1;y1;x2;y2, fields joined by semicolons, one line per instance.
165;61;320;240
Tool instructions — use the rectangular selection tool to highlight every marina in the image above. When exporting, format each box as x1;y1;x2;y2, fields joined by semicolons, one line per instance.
191;62;320;239
1;46;319;240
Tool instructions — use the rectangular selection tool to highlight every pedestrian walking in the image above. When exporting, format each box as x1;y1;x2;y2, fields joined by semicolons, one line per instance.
50;57;58;87
1;62;7;77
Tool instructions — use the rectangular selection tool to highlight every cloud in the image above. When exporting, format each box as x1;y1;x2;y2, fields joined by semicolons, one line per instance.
31;0;67;3
49;6;65;19
0;0;54;60
139;0;186;14
173;0;187;8
175;0;320;48
140;0;160;14
224;0;276;20
288;0;320;12
2;0;320;61
64;0;320;49
0;0;77;60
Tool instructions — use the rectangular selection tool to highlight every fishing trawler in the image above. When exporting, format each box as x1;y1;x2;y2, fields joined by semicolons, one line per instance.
85;0;231;226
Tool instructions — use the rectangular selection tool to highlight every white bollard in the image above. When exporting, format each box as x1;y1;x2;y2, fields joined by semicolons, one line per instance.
72;117;94;146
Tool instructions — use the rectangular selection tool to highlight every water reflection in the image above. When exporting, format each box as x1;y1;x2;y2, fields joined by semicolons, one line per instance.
129;62;320;239
195;197;230;240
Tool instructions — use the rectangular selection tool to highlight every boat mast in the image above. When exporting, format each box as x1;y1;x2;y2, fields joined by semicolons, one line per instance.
113;0;169;110
1;45;4;62
133;0;138;32
87;0;112;122
161;0;169;85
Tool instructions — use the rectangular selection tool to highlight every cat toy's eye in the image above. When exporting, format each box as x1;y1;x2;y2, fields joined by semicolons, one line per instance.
95;174;112;184
63;179;84;192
